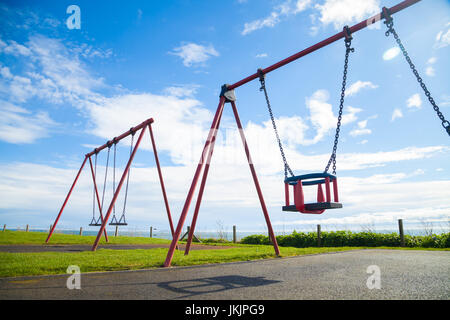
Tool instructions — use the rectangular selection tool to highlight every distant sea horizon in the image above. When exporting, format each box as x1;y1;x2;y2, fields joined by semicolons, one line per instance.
5;226;448;241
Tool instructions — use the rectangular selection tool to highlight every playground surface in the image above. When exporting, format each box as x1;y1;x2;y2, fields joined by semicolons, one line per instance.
1;249;448;300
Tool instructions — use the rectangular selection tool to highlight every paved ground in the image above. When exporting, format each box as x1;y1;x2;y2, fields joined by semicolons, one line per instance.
1;249;449;300
0;243;231;253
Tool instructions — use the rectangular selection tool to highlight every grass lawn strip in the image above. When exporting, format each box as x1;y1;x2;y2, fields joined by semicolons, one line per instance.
0;246;357;278
0;231;447;278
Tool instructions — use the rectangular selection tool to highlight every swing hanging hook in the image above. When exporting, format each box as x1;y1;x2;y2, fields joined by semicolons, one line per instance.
382;7;394;36
257;68;265;91
343;26;354;52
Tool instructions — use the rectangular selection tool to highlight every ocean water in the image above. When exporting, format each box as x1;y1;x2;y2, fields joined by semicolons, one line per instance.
6;226;448;241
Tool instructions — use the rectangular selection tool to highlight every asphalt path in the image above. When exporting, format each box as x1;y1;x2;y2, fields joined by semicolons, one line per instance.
0;249;448;300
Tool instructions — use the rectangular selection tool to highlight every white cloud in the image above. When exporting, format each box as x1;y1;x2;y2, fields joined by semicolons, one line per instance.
0;35;107;107
335;146;448;171
350;119;372;137
302;90;361;144
0;66;13;79
72;43;113;60
84;93;213;166
242;12;281;36
349;129;371;137
1;144;448;229
434;22;450;49
406;93;422;109
304;89;337;143
425;66;435;77
255;53;268;58
0;39;32;56
242;0;312;35
315;0;380;31
383;47;400;60
0;100;56;144
427;57;437;65
425;57;437;77
439;95;450;107
169;42;219;67
346;80;378;96
341;106;363;125
162;84;200;98
391;108;403;121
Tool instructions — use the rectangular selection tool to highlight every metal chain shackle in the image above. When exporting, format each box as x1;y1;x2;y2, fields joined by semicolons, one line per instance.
258;69;294;179
324;26;354;175
383;7;450;137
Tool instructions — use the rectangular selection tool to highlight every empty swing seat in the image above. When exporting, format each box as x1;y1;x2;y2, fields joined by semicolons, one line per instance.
109;215;127;226
282;173;342;214
88;217;103;227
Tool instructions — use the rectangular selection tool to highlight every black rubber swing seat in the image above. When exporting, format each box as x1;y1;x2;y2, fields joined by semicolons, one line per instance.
109;215;127;226
88;217;103;227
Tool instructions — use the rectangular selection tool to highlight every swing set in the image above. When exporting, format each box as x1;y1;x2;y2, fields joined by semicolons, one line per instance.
46;118;176;251
47;0;447;267
162;0;449;267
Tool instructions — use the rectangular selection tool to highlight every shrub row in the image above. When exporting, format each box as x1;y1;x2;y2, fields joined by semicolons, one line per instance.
240;231;450;248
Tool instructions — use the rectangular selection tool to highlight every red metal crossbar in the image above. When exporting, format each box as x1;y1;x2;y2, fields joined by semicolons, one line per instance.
85;118;154;158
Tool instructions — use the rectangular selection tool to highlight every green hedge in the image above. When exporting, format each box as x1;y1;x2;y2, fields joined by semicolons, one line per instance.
241;231;450;248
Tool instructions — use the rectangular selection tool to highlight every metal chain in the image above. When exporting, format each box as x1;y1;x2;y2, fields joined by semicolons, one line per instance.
121;133;135;219
112;142;117;216
259;71;294;179
385;15;450;137
92;153;97;220
100;146;110;213
324;33;354;174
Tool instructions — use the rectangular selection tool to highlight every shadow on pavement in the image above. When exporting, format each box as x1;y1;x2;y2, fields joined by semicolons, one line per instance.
158;275;280;299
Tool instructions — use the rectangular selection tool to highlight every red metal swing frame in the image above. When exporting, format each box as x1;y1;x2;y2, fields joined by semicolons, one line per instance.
46;118;176;251
163;0;421;267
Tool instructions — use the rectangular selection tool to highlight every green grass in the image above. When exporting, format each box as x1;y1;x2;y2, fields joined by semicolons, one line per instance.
0;231;360;277
0;246;358;278
0;230;172;245
0;231;447;278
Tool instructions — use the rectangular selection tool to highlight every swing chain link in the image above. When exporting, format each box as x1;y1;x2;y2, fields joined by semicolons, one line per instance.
92;153;97;221
258;69;294;179
384;9;450;137
324;27;354;175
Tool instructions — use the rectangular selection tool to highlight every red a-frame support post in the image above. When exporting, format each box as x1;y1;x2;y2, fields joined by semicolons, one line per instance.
163;0;421;267
164;88;281;267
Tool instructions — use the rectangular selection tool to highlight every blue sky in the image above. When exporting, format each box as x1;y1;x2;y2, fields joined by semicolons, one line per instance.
0;0;449;235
